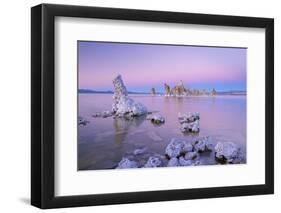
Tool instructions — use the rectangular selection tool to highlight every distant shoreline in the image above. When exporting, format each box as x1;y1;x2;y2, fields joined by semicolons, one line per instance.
78;89;246;96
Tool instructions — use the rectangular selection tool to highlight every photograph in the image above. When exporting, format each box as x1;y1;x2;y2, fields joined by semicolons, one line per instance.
29;3;274;209
77;41;247;170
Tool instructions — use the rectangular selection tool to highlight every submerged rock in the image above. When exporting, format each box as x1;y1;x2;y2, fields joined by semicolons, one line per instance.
92;110;113;118
133;147;147;155
144;156;163;168
167;157;180;167
147;113;165;124
102;110;113;118
214;142;240;163
193;136;213;152
112;75;147;117
92;112;102;117
78;116;89;126
116;157;138;169
147;131;163;142
178;112;200;133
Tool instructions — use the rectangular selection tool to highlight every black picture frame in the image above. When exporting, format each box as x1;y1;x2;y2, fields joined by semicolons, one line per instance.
31;3;274;209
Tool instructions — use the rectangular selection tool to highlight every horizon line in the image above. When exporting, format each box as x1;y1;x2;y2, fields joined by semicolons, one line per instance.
78;88;247;94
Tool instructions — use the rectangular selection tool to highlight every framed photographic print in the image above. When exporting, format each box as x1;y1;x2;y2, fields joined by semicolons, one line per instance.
31;3;274;209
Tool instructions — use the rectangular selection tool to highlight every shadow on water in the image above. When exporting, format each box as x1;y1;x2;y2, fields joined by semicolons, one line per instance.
113;115;146;144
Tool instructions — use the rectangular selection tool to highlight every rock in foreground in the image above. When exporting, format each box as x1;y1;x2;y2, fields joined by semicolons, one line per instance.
112;75;147;117
116;157;138;169
165;138;194;159
165;138;185;158
167;157;179;167
179;157;193;166
193;136;213;152
214;142;241;164
144;156;163;168
115;137;244;169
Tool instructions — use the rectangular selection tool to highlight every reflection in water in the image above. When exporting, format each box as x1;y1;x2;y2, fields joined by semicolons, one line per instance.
78;94;246;170
113;115;146;144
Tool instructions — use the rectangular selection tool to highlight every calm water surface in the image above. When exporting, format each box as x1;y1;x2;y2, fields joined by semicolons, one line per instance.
78;94;246;170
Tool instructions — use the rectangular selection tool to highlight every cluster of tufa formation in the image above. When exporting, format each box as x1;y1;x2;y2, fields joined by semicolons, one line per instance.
112;75;147;117
165;137;212;166
116;136;244;169
163;81;216;97
178;112;200;133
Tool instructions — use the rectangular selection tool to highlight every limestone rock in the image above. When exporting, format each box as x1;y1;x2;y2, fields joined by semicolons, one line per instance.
180;120;200;133
144;156;162;168
184;151;198;160
178;112;200;124
147;113;165;124
116;157;138;169
182;142;193;153
114;96;147;117
165;138;185;158
179;157;193;166
167;157;179;167
214;142;240;163
112;75;147;117
178;112;200;133
78;116;89;126
193;136;213;152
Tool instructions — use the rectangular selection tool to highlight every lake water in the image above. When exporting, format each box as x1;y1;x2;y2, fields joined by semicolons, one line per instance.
78;94;246;170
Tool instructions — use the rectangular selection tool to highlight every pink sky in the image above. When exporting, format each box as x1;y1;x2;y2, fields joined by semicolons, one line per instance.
78;41;246;92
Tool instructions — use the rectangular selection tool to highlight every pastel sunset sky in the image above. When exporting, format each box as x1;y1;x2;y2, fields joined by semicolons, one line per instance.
78;41;246;93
